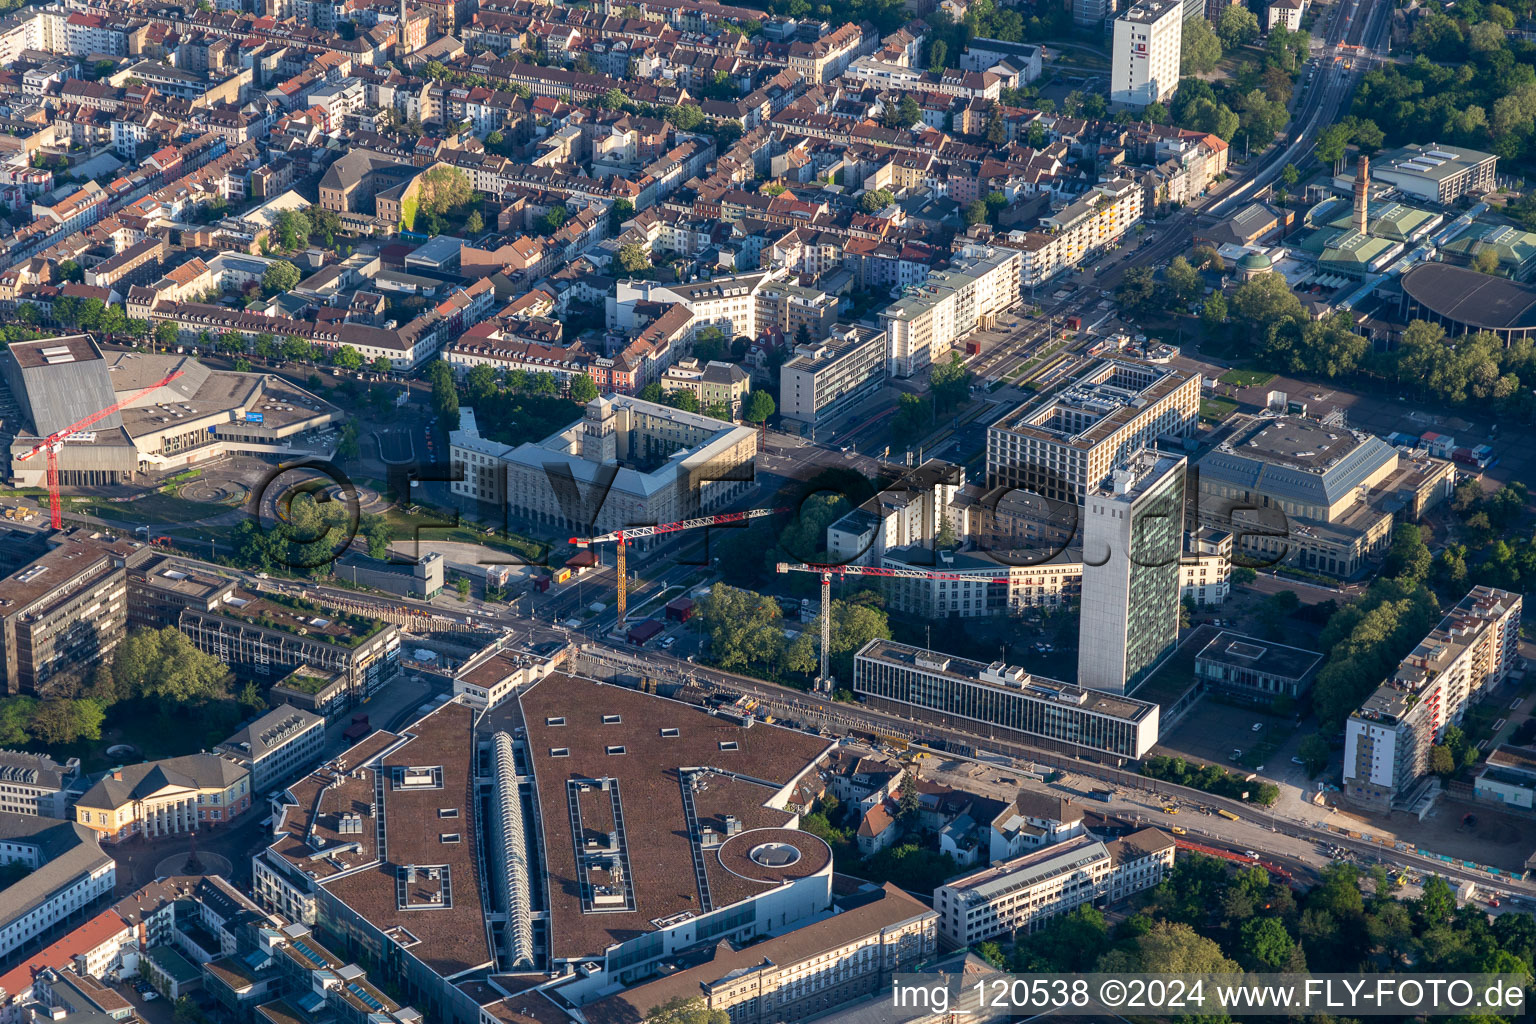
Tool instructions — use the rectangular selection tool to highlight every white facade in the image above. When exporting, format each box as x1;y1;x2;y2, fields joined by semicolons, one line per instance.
0;820;117;961
1077;452;1186;695
1013;177;1145;287
779;325;888;429
1112;0;1183;107
879;245;1020;378
934;830;1174;946
1267;0;1304;31
1345;586;1523;810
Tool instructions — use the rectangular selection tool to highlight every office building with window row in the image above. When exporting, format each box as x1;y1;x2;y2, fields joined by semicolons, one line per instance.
853;640;1160;759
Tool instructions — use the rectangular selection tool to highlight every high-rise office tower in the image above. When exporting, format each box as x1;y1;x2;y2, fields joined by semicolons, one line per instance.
1077;450;1186;695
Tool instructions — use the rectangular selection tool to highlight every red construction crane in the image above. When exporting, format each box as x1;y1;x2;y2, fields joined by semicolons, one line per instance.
571;507;786;625
776;560;1001;690
15;369;185;529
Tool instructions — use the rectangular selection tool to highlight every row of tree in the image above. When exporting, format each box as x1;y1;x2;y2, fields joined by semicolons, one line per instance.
697;583;892;686
1366;0;1536;168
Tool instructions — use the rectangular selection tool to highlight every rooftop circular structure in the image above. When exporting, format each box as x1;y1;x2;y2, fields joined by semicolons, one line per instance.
716;828;831;884
1237;251;1272;271
749;842;802;867
1400;262;1536;342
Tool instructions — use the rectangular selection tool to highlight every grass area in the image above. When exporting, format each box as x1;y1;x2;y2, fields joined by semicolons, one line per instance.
380;508;551;563
1218;369;1277;388
1200;396;1240;422
629;584;684;620
72;491;235;525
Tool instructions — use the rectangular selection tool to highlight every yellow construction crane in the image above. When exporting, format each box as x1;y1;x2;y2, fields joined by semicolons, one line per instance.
571;507;785;626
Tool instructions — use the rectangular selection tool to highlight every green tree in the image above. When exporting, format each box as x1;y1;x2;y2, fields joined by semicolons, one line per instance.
928;38;947;71
860;188;895;213
237;681;266;717
1202;290;1228;325
332;345;363;371
642;996;730;1024
429;360;460;430
569;374;599;403
274;209;311;251
1241;916;1295;971
155;320;179;349
618;243;652;274
1182;16;1223;74
699;585;785;673
964;200;988;226
1099;921;1241;973
465;209;485;235
1164;255;1201;304
1471;248;1502;275
112;627;232;708
262;260;301;296
609;198;635;232
744;390;775;424
1217;3;1259;48
665;389;700;413
415;165;475;219
1231;272;1305;328
1297;733;1330;776
456;577;472;601
930;351;971;411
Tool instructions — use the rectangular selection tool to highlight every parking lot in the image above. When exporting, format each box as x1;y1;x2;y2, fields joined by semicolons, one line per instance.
1151;698;1303;776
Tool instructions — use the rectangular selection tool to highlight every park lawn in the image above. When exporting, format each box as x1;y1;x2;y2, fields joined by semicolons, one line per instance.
1200;396;1240;422
380;508;550;562
1218;369;1277;387
73;491;235;525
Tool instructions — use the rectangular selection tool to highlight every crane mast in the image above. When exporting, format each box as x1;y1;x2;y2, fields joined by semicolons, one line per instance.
571;507;784;626
15;368;185;529
775;560;990;692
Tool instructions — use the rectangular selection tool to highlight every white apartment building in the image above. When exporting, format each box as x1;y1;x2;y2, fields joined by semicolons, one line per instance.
934;829;1175;946
1345;586;1523;811
0;815;117;960
1011;177;1144;287
1112;0;1183;107
611;270;783;343
879;245;1020;378
0;751;81;818
1181;527;1233;607
1267;0;1305;31
215;705;325;793
779;324;888;431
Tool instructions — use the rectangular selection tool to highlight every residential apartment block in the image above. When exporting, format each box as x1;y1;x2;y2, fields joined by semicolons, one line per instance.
779;324;888;431
934;829;1175;946
1344;586;1523;810
879;245;1021;378
1112;0;1183;107
1010;177;1145;287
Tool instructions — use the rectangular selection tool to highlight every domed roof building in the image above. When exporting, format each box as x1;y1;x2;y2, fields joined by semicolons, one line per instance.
1236;250;1273;281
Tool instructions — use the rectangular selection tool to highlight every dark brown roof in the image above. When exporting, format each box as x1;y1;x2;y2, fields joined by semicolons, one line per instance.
519;675;832;961
321;701;493;978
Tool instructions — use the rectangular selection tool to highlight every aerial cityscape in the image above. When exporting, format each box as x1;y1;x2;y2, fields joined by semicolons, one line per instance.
0;0;1531;1018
